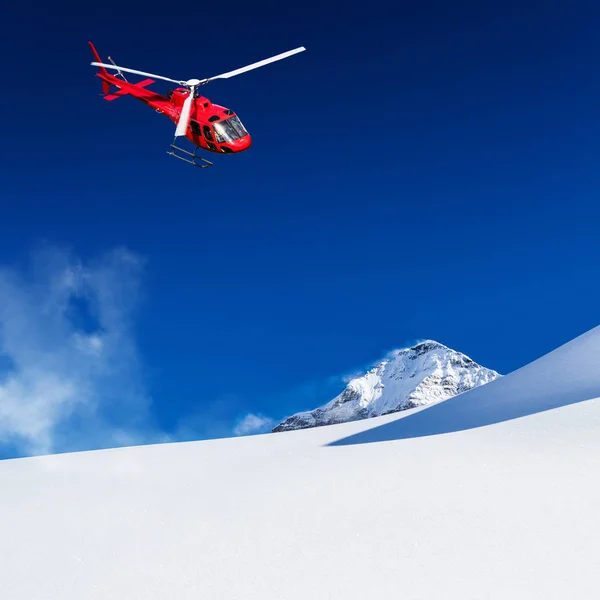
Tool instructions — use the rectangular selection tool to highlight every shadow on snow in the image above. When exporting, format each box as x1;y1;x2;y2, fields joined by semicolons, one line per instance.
327;326;600;446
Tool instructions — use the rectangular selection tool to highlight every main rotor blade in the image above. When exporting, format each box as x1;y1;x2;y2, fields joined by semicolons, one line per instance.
199;46;306;84
91;62;184;85
175;88;194;137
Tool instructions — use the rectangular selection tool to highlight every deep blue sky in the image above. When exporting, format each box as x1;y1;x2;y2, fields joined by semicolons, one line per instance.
1;0;600;453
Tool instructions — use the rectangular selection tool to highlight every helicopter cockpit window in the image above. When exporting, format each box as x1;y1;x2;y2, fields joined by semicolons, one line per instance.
213;116;248;143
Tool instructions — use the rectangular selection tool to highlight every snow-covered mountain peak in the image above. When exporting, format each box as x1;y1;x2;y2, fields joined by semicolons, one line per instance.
273;340;500;432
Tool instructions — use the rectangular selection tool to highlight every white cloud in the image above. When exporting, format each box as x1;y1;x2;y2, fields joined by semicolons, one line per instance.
0;244;162;457
233;413;275;436
0;243;325;456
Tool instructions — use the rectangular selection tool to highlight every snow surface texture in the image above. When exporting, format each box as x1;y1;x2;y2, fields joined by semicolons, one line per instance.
273;340;500;432
2;326;600;599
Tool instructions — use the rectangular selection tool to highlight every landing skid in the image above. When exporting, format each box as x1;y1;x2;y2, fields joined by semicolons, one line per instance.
166;139;213;169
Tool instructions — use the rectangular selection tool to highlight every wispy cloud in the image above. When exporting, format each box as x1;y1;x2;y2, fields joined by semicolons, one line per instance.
0;243;164;458
233;413;275;436
341;371;364;384
0;243;288;456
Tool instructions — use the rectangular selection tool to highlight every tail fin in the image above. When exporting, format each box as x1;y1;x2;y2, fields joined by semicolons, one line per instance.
88;41;110;94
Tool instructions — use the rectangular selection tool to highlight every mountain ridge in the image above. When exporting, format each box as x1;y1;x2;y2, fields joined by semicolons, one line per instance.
273;340;500;432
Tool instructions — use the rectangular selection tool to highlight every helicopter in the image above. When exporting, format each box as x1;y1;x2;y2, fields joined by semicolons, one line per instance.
88;41;306;168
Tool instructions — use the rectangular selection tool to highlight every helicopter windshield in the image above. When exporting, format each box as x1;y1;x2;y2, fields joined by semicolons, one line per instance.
213;116;248;143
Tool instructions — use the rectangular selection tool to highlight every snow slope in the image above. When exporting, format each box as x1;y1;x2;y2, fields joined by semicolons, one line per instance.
2;326;600;599
273;340;500;431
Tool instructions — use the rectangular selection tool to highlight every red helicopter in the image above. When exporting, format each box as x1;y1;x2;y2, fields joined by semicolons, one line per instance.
89;41;305;168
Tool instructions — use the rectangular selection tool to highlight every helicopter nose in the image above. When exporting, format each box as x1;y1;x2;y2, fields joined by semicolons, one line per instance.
239;134;252;151
229;134;251;152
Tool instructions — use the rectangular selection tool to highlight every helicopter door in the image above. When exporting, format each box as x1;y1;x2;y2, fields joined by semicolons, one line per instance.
190;120;201;137
203;125;218;151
